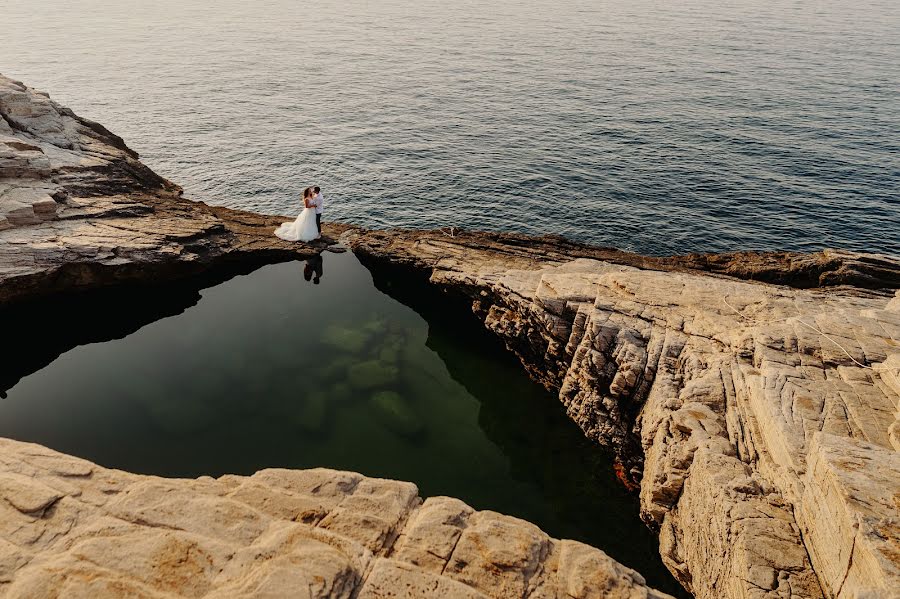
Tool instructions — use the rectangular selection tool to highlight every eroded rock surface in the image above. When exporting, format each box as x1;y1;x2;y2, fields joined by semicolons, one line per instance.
343;229;900;599
4;73;900;599
0;438;672;599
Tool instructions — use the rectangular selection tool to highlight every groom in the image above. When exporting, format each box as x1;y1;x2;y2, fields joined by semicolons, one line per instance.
312;186;324;234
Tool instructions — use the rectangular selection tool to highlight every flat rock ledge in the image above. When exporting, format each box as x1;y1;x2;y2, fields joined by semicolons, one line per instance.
0;437;672;599
4;74;900;599
1;72;897;304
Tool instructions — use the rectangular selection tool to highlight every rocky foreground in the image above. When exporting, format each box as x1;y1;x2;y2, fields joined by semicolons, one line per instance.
0;438;670;598
2;74;900;599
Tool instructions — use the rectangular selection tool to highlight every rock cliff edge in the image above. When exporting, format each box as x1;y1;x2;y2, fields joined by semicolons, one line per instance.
2;74;899;599
340;229;900;599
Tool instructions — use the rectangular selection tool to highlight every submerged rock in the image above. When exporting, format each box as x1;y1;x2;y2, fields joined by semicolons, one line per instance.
0;437;674;598
370;390;424;437
348;360;399;390
330;382;354;403
362;316;388;336
376;333;405;364
319;354;356;381
322;324;372;353
378;344;400;364
295;391;329;432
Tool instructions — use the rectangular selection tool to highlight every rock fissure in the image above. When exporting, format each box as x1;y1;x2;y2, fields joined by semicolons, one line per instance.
832;530;858;599
343;232;899;599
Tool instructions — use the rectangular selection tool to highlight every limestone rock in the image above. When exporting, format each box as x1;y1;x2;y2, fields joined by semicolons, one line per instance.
0;438;673;599
799;433;900;599
4;72;900;599
343;228;900;599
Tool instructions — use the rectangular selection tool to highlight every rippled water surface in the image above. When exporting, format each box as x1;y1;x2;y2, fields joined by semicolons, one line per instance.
3;0;899;254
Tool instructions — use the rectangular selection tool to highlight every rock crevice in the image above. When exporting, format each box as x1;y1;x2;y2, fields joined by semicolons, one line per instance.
342;230;900;599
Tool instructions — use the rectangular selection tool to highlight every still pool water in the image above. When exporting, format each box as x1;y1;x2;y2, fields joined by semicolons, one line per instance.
0;253;688;596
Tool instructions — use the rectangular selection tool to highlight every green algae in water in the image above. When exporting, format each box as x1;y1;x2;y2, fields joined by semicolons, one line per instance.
0;253;689;597
321;324;371;353
347;359;399;390
369;390;424;438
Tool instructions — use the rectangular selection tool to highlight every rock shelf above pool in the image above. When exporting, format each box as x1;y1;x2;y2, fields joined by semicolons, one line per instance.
0;437;673;599
2;73;900;599
0;74;337;304
341;230;900;599
1;72;897;305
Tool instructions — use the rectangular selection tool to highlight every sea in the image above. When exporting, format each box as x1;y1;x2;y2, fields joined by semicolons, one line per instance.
3;0;899;255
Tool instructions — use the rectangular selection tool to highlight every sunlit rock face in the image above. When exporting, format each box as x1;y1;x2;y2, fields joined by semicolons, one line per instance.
0;438;673;599
3;72;900;599
344;229;900;599
0;74;170;224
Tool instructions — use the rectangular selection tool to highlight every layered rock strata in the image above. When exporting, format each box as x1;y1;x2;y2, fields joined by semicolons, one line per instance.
3;73;900;599
0;438;672;598
342;229;900;599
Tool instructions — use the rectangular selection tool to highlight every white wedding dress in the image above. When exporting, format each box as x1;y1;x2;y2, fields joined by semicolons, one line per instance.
274;207;319;242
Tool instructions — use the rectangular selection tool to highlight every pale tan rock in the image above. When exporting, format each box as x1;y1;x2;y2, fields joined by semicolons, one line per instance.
318;477;420;553
556;540;673;599
392;496;474;573
207;536;363;599
443;510;551;598
0;472;62;515
359;558;490;599
343;228;900;599
798;433;900;599
0;538;31;584
4;71;900;599
0;439;672;598
107;479;271;546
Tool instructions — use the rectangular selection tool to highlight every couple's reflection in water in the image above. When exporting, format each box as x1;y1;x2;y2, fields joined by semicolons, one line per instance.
303;254;324;285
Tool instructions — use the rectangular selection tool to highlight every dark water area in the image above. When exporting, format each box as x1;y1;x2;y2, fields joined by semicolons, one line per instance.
4;0;898;256
0;253;689;597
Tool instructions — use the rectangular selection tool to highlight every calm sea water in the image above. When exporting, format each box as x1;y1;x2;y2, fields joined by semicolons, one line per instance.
3;0;899;255
0;254;688;596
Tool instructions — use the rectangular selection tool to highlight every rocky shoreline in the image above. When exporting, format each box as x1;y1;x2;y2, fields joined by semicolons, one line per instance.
2;74;899;599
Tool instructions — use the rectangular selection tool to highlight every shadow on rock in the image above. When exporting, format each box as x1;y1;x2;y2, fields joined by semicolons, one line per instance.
0;257;300;397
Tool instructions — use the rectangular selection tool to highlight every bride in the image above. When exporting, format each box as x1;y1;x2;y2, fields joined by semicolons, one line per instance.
274;187;320;242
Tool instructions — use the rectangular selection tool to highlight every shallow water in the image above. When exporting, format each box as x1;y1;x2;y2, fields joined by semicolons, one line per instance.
3;0;898;255
0;253;689;596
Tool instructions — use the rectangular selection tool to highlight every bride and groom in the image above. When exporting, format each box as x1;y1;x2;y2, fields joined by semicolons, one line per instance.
274;186;324;242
